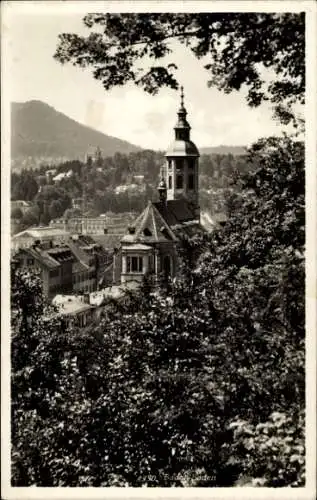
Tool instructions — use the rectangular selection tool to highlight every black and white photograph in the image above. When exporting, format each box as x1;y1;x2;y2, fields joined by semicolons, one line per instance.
1;0;316;497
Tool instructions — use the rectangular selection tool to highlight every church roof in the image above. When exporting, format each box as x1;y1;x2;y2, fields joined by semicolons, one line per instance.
121;201;177;244
121;198;206;247
165;139;199;157
154;199;197;226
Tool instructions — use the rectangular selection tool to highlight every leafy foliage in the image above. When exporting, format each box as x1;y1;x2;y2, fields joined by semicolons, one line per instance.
55;13;305;126
11;136;304;486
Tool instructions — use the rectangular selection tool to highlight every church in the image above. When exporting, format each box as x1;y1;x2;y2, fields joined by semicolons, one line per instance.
119;87;204;284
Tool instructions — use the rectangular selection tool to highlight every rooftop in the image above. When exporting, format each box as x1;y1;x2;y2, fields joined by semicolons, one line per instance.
13;227;70;240
165;139;200;157
52;295;93;316
121;202;177;244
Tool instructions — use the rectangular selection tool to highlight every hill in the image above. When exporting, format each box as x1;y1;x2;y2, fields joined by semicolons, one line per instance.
200;145;246;155
11;100;141;170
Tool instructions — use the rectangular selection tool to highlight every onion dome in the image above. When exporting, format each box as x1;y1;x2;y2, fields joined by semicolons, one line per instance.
165;86;199;157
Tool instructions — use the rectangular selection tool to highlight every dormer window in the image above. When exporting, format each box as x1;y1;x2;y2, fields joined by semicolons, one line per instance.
128;226;136;234
143;227;152;237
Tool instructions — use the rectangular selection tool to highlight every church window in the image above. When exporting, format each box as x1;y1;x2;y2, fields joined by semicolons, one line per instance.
176;174;183;189
188;158;195;170
168;160;172;170
168;176;172;189
127;256;143;273
188;174;194;190
175;159;183;171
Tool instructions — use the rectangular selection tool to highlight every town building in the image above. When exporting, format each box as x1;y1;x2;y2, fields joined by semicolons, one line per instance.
52;294;95;329
12;230;112;299
52;170;73;183
50;216;108;235
14;243;74;299
11;227;70;252
119;87;205;284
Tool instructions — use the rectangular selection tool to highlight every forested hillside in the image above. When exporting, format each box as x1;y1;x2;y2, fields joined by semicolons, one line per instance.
11;149;252;230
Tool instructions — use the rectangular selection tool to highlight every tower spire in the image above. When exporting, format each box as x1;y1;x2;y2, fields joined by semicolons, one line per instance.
174;86;190;141
180;86;184;108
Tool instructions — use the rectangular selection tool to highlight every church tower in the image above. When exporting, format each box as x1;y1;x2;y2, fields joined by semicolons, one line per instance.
164;87;200;218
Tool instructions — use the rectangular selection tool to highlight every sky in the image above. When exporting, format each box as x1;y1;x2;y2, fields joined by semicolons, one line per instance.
6;7;298;151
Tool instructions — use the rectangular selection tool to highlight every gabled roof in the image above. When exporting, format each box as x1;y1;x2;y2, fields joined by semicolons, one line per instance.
121;202;177;244
12;227;69;240
73;261;90;273
122;243;152;251
16;247;60;270
47;246;74;263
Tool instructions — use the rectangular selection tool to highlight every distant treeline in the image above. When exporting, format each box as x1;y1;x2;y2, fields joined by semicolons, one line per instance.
11;149;254;230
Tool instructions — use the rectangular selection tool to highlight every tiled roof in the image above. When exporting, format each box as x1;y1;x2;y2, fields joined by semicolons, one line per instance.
21;247;60;269
72;261;90;273
172;223;206;239
66;239;90;264
76;234;123;251
154;199;197;226
12;227;69;240
47;247;74;262
121;202;177;244
122;243;152;251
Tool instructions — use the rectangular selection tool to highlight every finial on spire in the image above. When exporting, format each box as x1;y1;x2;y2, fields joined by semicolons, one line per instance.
180;86;184;107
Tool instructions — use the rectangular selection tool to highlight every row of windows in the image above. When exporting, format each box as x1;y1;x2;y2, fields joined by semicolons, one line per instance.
73;272;95;284
127;256;143;273
168;174;195;190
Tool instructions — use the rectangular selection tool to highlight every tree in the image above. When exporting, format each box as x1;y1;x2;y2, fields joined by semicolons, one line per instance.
11;170;39;201
20;209;39;228
55;13;304;126
11;207;23;220
48;199;64;220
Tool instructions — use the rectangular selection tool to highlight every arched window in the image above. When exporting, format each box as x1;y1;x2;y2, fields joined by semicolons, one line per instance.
163;255;172;277
188;174;194;190
175;159;183;171
188;158;195;170
176;175;183;189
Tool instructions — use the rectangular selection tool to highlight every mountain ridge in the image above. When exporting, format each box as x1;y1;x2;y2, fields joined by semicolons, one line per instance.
11;100;247;171
11;100;142;169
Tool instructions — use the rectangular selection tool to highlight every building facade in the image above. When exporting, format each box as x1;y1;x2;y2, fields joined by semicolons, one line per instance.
13;233;111;299
11;227;70;252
